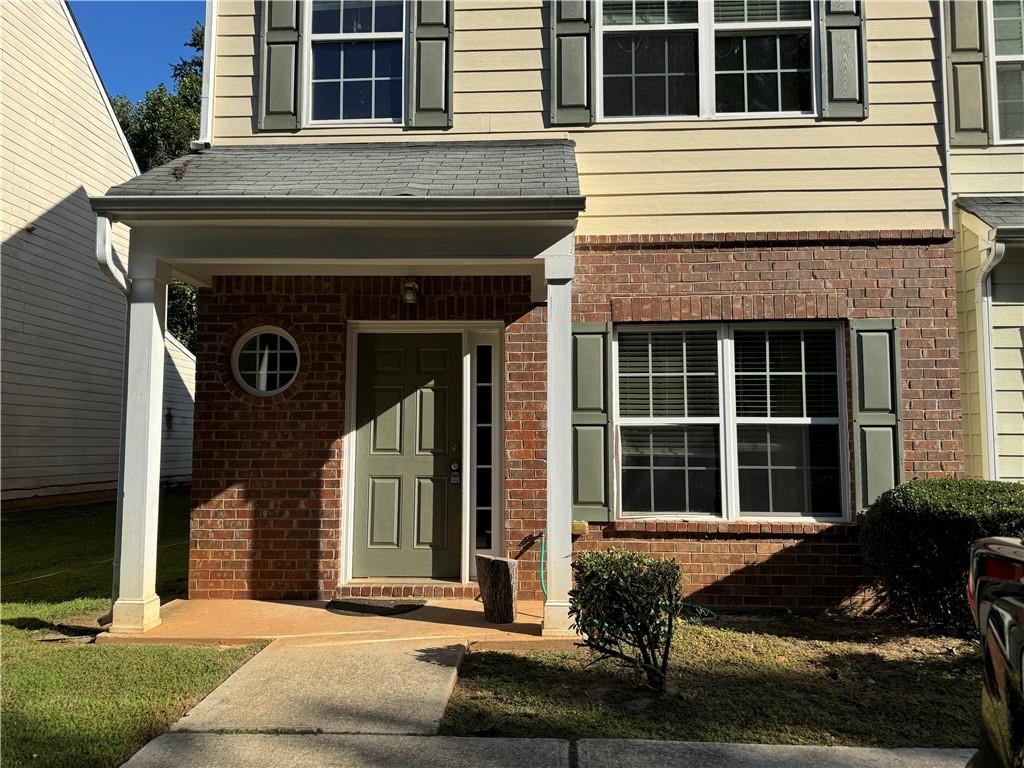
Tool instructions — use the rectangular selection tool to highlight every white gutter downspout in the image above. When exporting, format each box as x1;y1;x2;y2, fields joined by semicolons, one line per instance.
937;0;953;229
96;215;130;625
979;238;1007;480
96;216;129;296
191;0;217;150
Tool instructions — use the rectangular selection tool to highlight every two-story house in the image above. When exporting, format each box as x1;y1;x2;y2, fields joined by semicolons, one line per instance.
945;0;1024;486
93;0;975;635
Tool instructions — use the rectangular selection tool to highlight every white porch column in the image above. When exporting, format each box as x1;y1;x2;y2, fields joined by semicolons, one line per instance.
542;249;575;636
111;260;167;633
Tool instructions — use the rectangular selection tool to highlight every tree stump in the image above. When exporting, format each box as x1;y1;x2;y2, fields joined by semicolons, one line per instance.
476;554;518;624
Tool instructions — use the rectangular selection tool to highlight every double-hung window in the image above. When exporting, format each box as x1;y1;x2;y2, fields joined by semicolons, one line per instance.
614;324;846;521
308;0;404;123
991;0;1024;142
598;0;815;119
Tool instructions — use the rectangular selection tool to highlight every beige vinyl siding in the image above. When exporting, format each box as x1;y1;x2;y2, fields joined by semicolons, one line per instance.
955;211;990;478
161;334;196;484
992;246;1024;482
950;146;1024;198
1;0;194;501
212;0;946;234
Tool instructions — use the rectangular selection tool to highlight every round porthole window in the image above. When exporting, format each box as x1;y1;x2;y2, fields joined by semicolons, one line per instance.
231;327;299;396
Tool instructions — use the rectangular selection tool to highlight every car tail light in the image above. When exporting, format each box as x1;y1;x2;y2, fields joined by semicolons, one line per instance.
981;557;1024;583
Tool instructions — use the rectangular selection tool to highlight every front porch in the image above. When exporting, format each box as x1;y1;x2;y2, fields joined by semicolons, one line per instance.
91;140;585;637
96;597;548;646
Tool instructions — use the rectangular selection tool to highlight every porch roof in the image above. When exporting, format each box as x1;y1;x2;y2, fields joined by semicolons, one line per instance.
956;196;1024;233
91;139;584;219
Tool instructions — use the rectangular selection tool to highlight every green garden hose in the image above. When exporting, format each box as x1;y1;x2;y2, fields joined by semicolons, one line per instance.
540;530;547;598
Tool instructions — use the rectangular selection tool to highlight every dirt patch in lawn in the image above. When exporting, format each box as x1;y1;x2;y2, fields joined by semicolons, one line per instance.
441;613;981;748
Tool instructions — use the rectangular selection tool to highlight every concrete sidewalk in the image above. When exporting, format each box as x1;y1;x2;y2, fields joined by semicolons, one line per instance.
579;740;975;768
123;735;974;768
123;734;570;767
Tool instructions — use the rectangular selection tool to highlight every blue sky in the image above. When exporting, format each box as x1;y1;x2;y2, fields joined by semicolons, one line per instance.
70;1;205;102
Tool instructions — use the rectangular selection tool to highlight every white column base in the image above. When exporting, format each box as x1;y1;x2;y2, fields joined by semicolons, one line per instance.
541;599;576;637
110;595;161;634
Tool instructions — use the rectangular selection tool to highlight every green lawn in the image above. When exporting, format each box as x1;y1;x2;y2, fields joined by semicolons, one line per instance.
443;614;981;749
1;493;262;768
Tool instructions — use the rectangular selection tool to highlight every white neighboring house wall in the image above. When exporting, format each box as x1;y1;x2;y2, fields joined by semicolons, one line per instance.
0;0;196;504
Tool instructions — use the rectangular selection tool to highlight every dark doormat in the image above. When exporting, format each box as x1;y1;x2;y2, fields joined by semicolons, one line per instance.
326;598;427;617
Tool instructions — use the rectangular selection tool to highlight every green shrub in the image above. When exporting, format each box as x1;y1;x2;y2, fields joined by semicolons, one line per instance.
569;549;683;693
860;477;1024;628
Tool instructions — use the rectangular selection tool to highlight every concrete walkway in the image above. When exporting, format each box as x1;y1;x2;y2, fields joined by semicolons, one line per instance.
173;637;465;735
124;735;973;768
124;734;570;767
579;740;975;768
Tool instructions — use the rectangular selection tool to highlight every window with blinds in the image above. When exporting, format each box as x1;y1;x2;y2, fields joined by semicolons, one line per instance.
617;330;721;515
615;324;845;520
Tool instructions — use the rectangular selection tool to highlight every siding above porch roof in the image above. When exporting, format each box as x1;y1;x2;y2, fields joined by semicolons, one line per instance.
98;140;581;200
956;197;1024;232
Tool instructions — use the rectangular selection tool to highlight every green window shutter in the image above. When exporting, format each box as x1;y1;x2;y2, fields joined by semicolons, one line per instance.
572;323;611;521
945;0;991;146
850;320;904;512
406;0;453;129
549;0;593;126
258;0;302;131
818;1;868;119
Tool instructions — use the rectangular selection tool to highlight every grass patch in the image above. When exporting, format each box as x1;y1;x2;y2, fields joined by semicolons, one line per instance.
442;614;981;748
1;493;263;768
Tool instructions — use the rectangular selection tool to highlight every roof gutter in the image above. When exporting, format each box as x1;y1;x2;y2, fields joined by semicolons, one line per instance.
91;194;588;219
191;0;216;151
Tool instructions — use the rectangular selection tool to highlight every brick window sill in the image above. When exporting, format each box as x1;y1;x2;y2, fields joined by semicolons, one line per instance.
604;519;855;536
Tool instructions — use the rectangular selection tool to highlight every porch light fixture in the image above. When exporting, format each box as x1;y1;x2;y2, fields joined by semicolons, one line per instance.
401;280;420;305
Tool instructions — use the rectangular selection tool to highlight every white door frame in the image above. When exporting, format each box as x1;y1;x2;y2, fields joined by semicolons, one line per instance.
341;320;505;585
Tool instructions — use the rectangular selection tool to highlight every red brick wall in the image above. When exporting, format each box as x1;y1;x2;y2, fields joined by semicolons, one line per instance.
190;231;962;608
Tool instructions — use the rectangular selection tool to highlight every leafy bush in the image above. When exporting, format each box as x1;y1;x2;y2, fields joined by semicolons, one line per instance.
860;478;1024;628
569;549;683;693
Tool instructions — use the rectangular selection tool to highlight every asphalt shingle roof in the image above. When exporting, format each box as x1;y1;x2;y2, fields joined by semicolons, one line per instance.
956;196;1024;229
105;140;580;199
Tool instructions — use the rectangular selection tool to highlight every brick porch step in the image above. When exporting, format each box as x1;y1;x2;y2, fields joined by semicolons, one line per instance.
336;582;481;599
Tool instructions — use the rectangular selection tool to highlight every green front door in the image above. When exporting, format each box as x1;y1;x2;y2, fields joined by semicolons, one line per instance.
352;333;462;578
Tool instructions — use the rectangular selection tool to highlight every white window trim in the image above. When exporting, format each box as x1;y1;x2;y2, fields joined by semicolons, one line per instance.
987;0;1024;144
301;0;406;128
231;326;300;397
610;322;850;523
595;0;818;123
468;330;504;576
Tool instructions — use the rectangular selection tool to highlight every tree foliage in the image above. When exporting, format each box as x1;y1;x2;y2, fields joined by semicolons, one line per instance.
111;24;203;351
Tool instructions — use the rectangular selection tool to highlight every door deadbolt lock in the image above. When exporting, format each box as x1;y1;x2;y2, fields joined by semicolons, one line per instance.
450;462;461;485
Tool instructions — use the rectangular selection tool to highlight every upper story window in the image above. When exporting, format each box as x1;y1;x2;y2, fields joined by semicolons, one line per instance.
308;0;404;123
992;0;1024;141
597;0;815;120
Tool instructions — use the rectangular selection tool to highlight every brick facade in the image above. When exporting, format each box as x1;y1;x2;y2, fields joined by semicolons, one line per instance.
189;231;962;608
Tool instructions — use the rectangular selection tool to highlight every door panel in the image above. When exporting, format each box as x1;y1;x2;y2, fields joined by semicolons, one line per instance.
353;333;462;578
368;477;401;548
